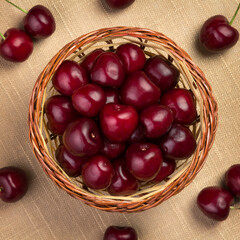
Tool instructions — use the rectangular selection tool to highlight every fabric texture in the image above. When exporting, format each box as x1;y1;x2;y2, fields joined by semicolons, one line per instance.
0;0;240;239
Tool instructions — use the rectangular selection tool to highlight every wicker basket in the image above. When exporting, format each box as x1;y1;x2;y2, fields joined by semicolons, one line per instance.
28;27;218;212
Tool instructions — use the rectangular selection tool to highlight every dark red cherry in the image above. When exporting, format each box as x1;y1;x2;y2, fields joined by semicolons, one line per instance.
72;84;106;117
0;28;33;62
80;49;105;73
52;60;88;96
108;158;139;196
91;52;125;88
103;226;138;240
126;143;163;181
24;5;55;39
81;155;113;190
128;124;147;144
160;88;197;125
152;158;176;183
0;167;28;203
45;95;78;135
63;118;102;157
144;55;179;93
121;71;161;110
101;139;126;160
197;186;234;221
159;123;196;160
140;104;174;138
225;164;240;198
116;43;146;74
100;103;138;142
104;87;120;104
55;144;87;177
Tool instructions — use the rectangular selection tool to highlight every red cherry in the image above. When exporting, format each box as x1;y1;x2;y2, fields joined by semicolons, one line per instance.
100;103;138;142
45;95;78;135
108;158;139;196
104;87;120;104
63;118;102;157
197;186;234;221
72;84;106;117
55;144;87;177
225;164;240;198
121;71;161;110
52;60;88;96
140;104;174;138
126;143;163;181
103;226;138;240
0;28;33;62
104;0;135;9
91;52;125;88
128;124;147;144
0;167;28;203
160;89;197;125
81;155;113;190
116;43;146;74
144;55;179;93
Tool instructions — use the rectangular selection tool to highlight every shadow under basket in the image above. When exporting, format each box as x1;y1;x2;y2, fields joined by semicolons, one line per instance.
28;27;218;212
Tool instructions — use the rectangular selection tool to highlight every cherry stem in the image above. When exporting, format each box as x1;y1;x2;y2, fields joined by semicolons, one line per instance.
0;187;2;192
0;32;5;40
229;3;240;25
230;206;240;210
5;0;28;14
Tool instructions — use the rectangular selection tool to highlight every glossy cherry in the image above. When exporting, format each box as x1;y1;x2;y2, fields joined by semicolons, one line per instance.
0;167;28;203
72;84;106;117
140;104;174;138
160;88;197;125
104;87;120;104
100;103;138;142
159;123;196;160
108;158;139;196
225;164;240;198
55;144;87;177
81;155;113;190
126;143;163;181
121;71;161;110
63;118;102;157
52;60;88;96
103;226;138;240
116;43;146;74
0;28;33;62
128;124;147;144
104;0;135;9
45;95;78;135
144;55;179;93
91;52;125;87
197;186;234;221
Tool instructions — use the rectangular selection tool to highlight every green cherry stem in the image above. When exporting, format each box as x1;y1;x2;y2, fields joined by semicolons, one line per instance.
229;3;240;25
5;0;28;14
230;206;240;210
0;32;6;40
0;187;3;192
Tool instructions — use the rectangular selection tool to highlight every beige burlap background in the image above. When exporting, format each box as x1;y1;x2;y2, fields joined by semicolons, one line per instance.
0;0;240;239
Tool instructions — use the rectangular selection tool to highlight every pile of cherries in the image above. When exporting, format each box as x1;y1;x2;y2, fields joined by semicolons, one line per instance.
44;41;198;196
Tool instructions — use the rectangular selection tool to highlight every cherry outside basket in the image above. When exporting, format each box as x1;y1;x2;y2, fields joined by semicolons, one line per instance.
28;27;218;212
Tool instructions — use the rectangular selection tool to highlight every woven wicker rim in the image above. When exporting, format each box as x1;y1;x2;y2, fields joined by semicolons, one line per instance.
28;27;218;212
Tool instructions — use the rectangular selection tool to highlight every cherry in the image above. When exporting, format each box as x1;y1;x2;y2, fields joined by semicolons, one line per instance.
144;55;180;93
52;60;88;96
225;164;240;198
152;158;176;183
55;144;87;177
126;143;163;181
121;71;161;110
72;84;106;117
104;87;120;104
91;52;125;88
200;4;240;52
0;167;28;203
116;43;146;74
100;103;138;142
0;28;33;62
128;124;147;144
63;118;102;157
140;104;174;138
159;123;196;160
104;0;135;9
45;95;78;135
108;158;139;196
197;186;234;221
101;138;126;160
81;155;113;190
160;88;197;125
103;226;138;240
